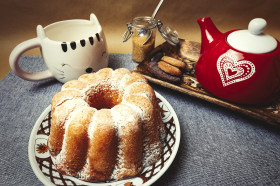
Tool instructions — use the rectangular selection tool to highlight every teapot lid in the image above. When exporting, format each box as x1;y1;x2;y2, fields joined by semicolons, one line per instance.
227;18;277;54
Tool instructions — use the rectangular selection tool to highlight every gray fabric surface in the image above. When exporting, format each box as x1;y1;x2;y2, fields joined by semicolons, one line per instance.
1;54;280;186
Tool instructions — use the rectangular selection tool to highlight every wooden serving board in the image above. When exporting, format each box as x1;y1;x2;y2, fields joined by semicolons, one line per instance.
133;41;280;126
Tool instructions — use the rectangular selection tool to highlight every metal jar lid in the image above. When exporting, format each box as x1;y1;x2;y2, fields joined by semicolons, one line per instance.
157;20;179;46
123;19;179;46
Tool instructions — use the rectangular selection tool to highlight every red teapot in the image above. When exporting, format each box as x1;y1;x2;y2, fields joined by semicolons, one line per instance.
195;17;280;105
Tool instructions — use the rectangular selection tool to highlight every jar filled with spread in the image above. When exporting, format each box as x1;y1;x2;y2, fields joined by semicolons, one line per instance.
123;16;157;62
123;17;179;63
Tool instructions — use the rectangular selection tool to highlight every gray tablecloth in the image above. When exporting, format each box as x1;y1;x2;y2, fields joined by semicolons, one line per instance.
1;54;280;186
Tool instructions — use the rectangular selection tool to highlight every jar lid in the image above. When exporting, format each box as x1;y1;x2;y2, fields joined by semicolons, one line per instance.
158;21;179;46
131;16;157;30
227;18;277;54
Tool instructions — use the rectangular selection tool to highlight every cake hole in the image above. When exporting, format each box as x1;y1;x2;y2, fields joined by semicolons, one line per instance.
87;85;123;110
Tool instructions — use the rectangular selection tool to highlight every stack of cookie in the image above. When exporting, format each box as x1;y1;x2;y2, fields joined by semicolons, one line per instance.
144;40;201;84
158;56;186;77
147;53;187;84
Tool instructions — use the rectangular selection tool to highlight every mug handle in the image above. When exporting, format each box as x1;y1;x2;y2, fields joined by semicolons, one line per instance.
9;38;54;81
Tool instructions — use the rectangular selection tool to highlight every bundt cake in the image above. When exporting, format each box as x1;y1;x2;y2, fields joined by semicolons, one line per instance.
48;68;166;182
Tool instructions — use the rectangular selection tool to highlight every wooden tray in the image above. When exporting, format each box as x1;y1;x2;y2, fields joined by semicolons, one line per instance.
133;41;280;126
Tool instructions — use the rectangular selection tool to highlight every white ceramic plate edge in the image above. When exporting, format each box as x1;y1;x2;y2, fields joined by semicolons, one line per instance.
28;105;55;186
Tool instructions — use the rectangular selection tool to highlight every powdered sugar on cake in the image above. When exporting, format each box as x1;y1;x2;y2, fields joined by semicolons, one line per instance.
48;68;166;182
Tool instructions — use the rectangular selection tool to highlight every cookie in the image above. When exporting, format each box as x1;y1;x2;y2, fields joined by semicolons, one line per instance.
151;51;164;62
147;62;181;84
179;39;201;62
161;56;186;69
158;61;182;77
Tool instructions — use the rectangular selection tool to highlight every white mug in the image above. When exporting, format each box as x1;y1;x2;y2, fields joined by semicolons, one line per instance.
9;13;108;83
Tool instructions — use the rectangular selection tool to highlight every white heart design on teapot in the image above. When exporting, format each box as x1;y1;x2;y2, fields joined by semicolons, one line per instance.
217;54;256;87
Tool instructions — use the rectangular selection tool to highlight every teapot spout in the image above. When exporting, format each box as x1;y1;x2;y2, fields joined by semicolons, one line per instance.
198;17;222;54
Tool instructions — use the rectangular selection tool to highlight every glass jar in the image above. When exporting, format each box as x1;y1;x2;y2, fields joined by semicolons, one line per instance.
123;17;179;63
123;16;157;62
